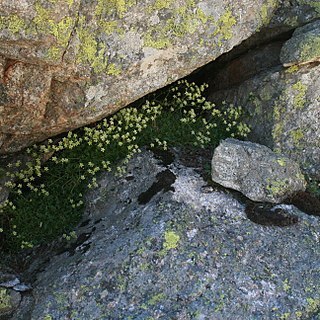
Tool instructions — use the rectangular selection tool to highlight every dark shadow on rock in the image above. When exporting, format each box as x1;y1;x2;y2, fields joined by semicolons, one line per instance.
138;169;176;205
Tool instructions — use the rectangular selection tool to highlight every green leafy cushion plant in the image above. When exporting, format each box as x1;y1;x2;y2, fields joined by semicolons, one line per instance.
0;80;250;251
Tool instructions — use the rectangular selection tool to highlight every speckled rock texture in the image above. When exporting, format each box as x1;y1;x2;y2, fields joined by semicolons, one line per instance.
280;19;320;66
11;151;320;319
0;0;283;154
205;21;320;179
211;139;306;203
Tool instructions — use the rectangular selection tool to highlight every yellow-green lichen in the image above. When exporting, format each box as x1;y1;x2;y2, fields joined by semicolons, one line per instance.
260;0;278;27
279;313;290;320
214;293;226;312
106;63;122;76
277;158;287;167
98;20;122;35
272;79;308;146
163;230;180;251
76;16;109;72
290;128;304;145
284;16;299;28
49;0;74;6
272;101;285;144
148;293;166;305
144;32;172;49
300;36;320;63
286;65;299;73
0;14;26;34
32;2;77;60
1;1;80;61
292;81;307;109
152;0;175;11
306;297;320;314
213;9;237;46
282;279;291;292
0;288;11;310
144;0;210;49
95;0;136;18
266;178;288;197
43;315;53;320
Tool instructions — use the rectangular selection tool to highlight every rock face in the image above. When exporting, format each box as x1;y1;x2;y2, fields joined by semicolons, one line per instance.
211;139;306;203
203;19;320;179
280;19;320;66
10;151;320;319
0;0;282;154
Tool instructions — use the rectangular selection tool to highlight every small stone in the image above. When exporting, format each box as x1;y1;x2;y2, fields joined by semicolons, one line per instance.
200;185;214;193
0;275;20;288
211;139;306;203
13;284;32;292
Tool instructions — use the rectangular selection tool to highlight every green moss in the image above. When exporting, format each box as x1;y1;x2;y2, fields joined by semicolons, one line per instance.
163;230;180;250
292;81;307;109
213;9;237;45
0;167;6;179
0;288;11;310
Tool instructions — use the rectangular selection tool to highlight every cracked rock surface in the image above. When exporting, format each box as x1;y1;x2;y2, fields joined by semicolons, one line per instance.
10;151;320;320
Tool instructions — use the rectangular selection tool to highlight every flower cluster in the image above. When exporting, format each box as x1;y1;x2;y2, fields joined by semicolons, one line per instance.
0;80;250;251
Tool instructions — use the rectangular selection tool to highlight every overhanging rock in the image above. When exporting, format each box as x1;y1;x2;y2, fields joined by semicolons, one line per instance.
0;0;288;153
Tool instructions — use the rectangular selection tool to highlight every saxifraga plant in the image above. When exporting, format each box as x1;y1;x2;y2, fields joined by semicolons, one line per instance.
0;80;250;251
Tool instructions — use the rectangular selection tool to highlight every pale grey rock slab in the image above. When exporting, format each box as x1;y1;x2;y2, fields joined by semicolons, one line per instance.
211;139;306;203
14;151;319;320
